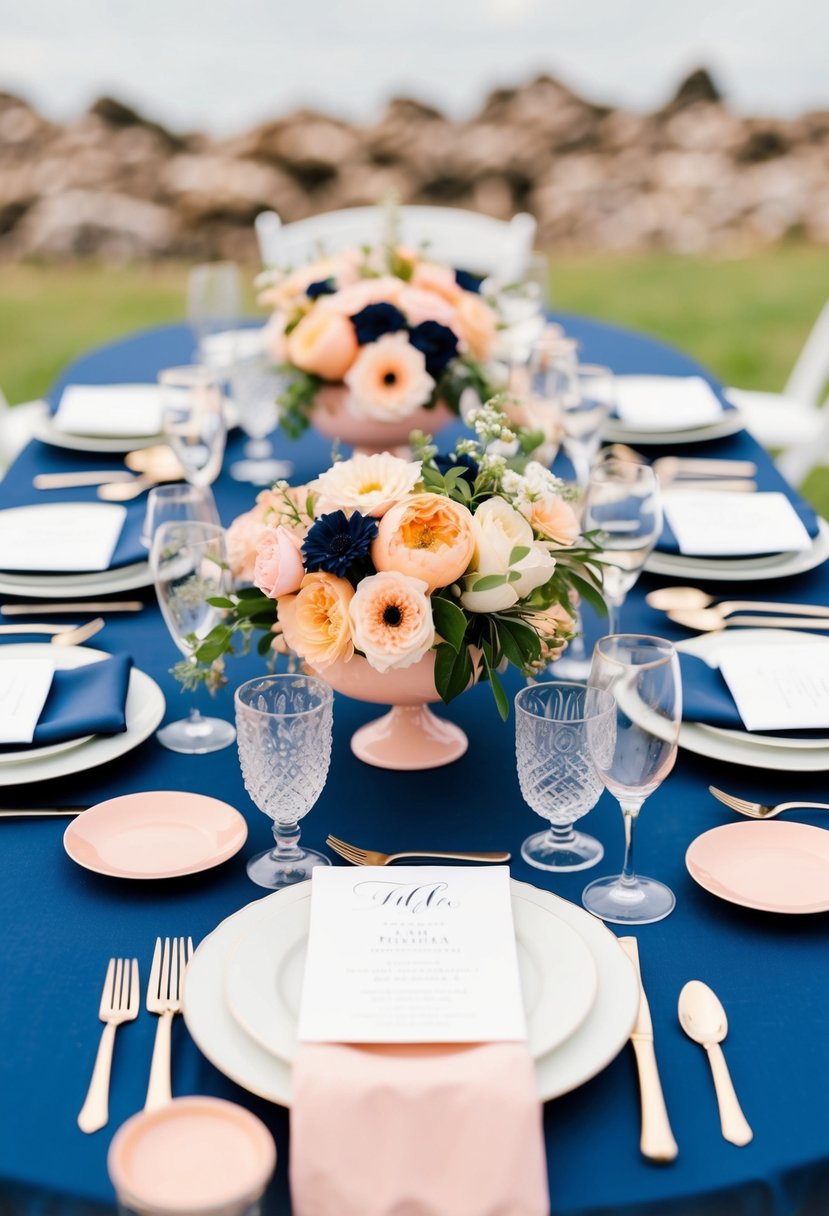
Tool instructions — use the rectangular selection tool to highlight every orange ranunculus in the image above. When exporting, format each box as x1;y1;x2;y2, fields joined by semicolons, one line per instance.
372;493;476;592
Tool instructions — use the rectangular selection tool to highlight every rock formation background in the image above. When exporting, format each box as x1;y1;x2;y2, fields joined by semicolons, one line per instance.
2;68;827;262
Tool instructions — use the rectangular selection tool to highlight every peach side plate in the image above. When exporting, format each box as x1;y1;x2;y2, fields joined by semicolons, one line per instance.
63;791;248;880
686;820;829;914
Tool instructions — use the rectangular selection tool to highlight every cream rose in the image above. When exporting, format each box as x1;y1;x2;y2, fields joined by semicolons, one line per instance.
314;452;421;519
372;493;475;592
349;572;436;673
460;498;557;613
279;572;355;668
254;526;305;600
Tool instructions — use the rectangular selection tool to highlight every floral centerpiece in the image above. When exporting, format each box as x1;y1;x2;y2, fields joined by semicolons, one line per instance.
191;404;604;770
257;243;499;450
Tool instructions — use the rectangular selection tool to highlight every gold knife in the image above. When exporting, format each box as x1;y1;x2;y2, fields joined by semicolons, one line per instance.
618;937;678;1162
1;602;144;616
0;808;86;818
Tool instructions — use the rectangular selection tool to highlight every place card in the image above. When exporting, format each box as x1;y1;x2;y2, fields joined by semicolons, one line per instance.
0;503;127;572
298;865;526;1044
54;384;164;438
664;491;813;556
0;658;54;744
718;643;829;731
614;375;724;431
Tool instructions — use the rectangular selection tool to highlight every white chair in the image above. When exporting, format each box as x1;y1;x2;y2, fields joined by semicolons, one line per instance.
0;388;48;482
724;297;829;484
255;206;537;281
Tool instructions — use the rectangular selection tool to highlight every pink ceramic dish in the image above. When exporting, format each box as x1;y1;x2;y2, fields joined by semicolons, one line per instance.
108;1096;275;1216
686;820;829;914
63;791;248;880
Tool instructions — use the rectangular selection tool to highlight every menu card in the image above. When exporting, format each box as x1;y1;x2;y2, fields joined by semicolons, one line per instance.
0;503;126;572
0;658;54;744
719;642;829;731
298;866;526;1044
614;375;723;431
664;491;813;556
54;384;163;438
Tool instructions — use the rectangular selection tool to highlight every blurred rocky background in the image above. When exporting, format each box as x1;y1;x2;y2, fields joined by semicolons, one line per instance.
2;67;828;263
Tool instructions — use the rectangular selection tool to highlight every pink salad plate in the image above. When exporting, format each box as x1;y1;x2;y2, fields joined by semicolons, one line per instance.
63;791;248;880
686;820;829;915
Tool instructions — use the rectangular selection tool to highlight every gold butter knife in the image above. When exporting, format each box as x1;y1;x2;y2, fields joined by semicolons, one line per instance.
1;601;144;616
0;808;86;818
618;937;678;1163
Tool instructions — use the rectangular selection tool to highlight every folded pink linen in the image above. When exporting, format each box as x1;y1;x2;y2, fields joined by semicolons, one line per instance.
290;1041;550;1216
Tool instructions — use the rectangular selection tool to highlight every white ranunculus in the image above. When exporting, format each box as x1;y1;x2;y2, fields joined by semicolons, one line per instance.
314;452;422;519
460;498;555;613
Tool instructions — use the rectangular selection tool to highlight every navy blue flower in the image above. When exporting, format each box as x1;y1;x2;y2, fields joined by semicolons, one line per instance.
302;510;379;579
350;302;408;345
408;321;459;380
306;278;337;299
455;269;483;294
434;453;479;485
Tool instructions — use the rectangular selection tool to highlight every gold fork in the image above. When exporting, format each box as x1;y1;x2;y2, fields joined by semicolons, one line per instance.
326;834;510;866
145;936;193;1112
709;785;829;820
78;958;139;1134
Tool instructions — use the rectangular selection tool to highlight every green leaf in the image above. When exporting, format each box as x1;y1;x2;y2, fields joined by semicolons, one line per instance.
481;649;509;721
236;596;275;619
507;570;522;582
206;596;234;609
509;545;530;565
493;619;526;668
236;586;266;600
471;573;507;592
431;596;468;653
569;572;608;618
434;642;473;704
258;632;275;656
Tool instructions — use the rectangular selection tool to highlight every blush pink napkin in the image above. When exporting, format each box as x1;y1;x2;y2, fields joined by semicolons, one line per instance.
289;1042;550;1216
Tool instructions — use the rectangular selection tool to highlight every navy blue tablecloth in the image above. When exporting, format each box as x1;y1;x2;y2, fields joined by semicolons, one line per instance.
1;318;828;1216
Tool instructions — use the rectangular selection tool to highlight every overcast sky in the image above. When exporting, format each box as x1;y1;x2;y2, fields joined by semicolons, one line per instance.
1;0;827;134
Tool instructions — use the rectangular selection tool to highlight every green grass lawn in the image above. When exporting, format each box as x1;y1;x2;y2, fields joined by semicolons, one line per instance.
2;249;827;511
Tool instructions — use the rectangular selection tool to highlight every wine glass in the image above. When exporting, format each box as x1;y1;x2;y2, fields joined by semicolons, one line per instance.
159;365;227;488
141;484;221;549
235;674;334;889
515;681;616;871
188;261;241;360
582;459;662;637
228;351;294;485
583;635;682;925
150;520;237;754
558;364;615;491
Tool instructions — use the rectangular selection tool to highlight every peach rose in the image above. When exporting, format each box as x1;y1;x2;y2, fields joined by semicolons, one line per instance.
262;311;289;363
318;276;404;317
287;309;358;381
278;572;355;668
454;292;497;360
257;258;337;311
349;572;435;673
397;286;459;331
344;333;434;421
226;508;269;583
254;526;305;600
372;493;475;592
411;262;463;305
521;493;580;546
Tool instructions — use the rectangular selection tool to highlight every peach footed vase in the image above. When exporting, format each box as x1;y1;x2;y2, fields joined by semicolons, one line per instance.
309;385;454;456
311;651;470;771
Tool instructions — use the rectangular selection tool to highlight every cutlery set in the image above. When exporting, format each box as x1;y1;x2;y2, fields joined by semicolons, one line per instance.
646;585;829;634
78;937;193;1134
0;618;105;645
32;445;183;501
621;939;752;1162
606;445;758;492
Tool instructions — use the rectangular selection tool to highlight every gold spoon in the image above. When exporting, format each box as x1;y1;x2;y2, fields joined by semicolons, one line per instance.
97;449;185;501
678;981;752;1146
125;445;182;476
647;587;829;619
668;608;829;632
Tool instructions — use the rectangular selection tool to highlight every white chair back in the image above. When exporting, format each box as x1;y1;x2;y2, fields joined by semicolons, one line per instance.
776;388;829;486
255;206;537;281
784;298;829;407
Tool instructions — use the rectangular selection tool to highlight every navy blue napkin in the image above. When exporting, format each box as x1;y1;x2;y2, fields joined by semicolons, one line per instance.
0;653;133;752
679;651;821;740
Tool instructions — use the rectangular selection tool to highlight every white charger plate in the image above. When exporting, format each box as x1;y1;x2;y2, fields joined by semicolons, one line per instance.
184;878;639;1106
223;891;597;1065
603;410;745;447
34;399;239;454
0;561;151;599
677;629;829;771
0;643;165;787
646;516;829;582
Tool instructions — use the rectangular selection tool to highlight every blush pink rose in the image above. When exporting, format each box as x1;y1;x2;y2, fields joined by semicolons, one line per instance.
254;526;305;600
226;508;268;583
287;309;358;381
454;292;497;360
521;493;580;547
318;276;404;317
398;286;459;331
410;262;463;305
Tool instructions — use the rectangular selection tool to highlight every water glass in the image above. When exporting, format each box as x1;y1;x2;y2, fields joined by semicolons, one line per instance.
582;459;662;636
583;635;682;924
515;681;616;871
141;484;221;549
159;365;227;488
558;363;615;490
235;674;334;889
229;351;294;484
150;520;236;754
188;261;241;359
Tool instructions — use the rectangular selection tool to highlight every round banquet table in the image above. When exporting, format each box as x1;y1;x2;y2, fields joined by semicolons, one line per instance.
1;317;828;1216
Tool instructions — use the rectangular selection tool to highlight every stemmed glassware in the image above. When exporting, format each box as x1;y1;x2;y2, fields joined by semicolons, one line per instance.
228;352;293;485
150;520;237;754
141;484;221;549
188;261;241;361
556;363;615;490
583;635;682;924
515;681;616;871
582;458;663;637
159;366;227;489
235;674;334;889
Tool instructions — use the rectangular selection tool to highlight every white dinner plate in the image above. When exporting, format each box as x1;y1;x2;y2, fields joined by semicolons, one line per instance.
223;891;598;1065
0;561;151;599
34;400;239;454
646;516;829;582
184;878;639;1106
603;410;745;447
677;629;829;771
0;643;165;787
0;732;93;766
